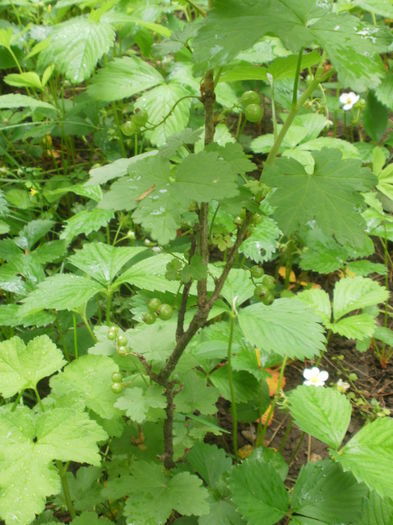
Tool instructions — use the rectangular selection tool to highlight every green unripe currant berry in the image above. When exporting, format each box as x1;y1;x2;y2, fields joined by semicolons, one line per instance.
262;275;275;289
254;284;269;300
117;344;128;356
148;297;162;313
241;90;260;107
244;103;263;123
117;334;127;347
107;327;118;340
112;372;122;383
250;265;264;279
132;109;148;128
234;216;243;225
127;230;136;240
143;312;156;325
111;382;123;394
121;121;137;137
261;291;275;305
158;304;173;321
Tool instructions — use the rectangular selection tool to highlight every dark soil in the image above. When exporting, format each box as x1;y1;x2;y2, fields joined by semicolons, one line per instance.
211;333;393;487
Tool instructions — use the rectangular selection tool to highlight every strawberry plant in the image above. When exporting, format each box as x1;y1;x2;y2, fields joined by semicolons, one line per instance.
0;0;393;524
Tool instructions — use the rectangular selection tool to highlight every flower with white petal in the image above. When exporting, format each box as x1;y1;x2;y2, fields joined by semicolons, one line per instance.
336;378;350;393
303;367;329;387
339;92;360;111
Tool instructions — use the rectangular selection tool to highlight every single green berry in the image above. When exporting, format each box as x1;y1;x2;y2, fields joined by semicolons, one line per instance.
143;312;156;325
241;90;260;107
261;291;275;305
121;121;137;137
244;103;263;123
127;230;136;240
107;327;118;340
254;284;269;300
234;216;243;225
148;297;162;312
117;344;128;356
250;265;264;279
117;334;127;346
111;382;123;394
158;304;173;321
112;372;122;383
262;275;275;289
132;109;148;128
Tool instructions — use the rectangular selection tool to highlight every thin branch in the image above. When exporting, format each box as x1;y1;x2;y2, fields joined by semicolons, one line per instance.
184;0;207;17
176;237;197;341
162;382;176;469
265;68;332;166
157;214;252;386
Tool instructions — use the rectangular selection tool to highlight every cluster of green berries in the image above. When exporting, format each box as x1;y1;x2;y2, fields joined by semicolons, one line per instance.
250;265;275;305
111;371;123;394
142;298;173;325
241;91;263;123
121;109;148;136
107;326;129;356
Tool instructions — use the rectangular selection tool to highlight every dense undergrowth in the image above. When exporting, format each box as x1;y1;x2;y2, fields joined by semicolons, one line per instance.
0;0;393;524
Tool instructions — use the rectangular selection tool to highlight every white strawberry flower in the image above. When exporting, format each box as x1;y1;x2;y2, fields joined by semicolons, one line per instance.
303;367;329;387
339;92;360;111
336;378;350;393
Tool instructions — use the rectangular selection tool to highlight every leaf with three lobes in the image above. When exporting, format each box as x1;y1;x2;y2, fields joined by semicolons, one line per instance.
0;335;65;398
186;443;232;489
0;405;107;525
175;371;220;415
114;385;166;423
193;0;391;90
63;467;104;512
68;243;145;285
50;355;121;419
103;461;209;525
263;149;376;248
